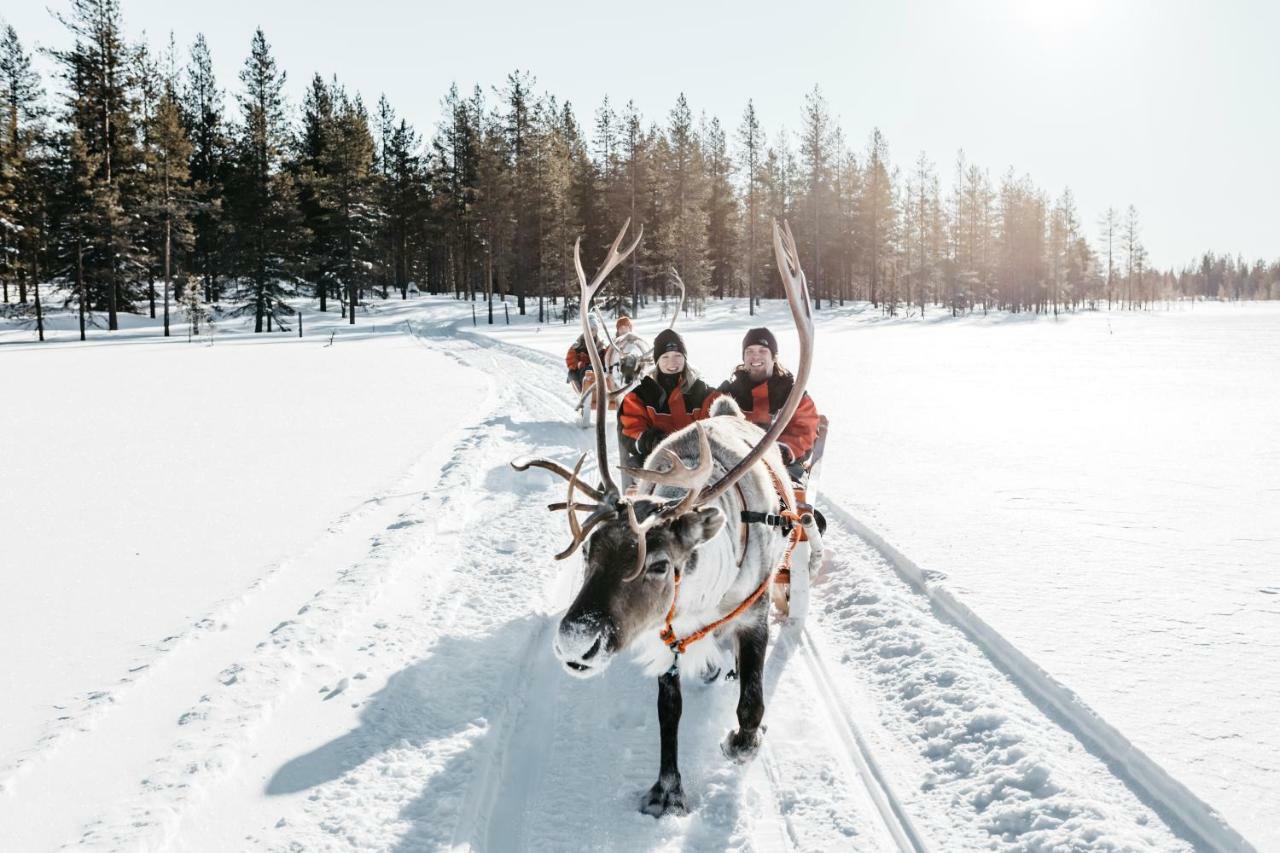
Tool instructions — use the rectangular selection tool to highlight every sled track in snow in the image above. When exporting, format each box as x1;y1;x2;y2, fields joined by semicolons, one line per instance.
792;625;929;852
817;500;1255;853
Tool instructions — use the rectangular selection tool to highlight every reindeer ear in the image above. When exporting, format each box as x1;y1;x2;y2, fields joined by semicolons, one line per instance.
673;506;725;550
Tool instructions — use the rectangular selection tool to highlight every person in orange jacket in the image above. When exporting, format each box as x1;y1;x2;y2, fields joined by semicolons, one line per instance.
618;328;721;468
565;317;603;393
718;327;820;482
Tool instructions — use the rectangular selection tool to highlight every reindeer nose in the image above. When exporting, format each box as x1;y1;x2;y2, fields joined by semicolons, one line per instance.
554;613;615;677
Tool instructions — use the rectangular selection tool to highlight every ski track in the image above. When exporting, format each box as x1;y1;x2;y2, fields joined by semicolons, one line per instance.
3;312;1220;851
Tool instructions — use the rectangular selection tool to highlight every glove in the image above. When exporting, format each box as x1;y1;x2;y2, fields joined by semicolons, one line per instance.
637;428;665;457
779;445;795;466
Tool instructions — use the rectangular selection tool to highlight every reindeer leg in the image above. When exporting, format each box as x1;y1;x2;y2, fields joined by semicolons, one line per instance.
723;614;767;762
641;669;687;816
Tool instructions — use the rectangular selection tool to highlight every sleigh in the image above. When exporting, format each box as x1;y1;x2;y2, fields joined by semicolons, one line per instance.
770;414;831;619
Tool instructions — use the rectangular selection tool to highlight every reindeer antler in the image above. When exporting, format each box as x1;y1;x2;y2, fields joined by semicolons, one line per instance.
621;424;714;517
574;220;643;498
552;453;614;560
618;426;715;582
511;457;604;502
667;268;686;331
695;220;813;506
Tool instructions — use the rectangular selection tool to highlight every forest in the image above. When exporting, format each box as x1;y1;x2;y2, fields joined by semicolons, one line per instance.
2;0;1277;341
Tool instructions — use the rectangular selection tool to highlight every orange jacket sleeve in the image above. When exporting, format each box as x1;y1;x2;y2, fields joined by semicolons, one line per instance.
691;389;722;422
778;392;819;460
619;390;653;440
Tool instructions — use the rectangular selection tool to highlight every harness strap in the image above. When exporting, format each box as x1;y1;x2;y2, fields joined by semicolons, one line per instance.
657;460;802;670
660;519;802;660
740;510;795;533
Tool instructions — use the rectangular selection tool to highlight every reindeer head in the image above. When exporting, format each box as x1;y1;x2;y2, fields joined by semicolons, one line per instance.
554;496;725;677
514;220;813;679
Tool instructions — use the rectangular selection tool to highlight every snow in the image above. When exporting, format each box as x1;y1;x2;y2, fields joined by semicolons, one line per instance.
485;296;1279;850
0;295;1273;850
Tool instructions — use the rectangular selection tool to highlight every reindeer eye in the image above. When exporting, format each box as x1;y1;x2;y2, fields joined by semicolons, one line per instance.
647;559;671;576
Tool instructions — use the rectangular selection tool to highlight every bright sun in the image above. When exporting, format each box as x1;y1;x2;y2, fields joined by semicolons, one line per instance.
1015;0;1099;32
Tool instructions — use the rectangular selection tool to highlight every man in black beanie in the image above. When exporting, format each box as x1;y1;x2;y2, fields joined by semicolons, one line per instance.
719;326;820;481
618;328;721;468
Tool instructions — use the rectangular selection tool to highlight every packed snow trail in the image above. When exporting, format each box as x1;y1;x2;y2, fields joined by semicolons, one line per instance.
0;307;1220;850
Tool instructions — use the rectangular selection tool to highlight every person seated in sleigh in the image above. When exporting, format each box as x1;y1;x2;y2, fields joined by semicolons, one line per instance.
565;317;604;394
606;314;651;388
718;327;821;485
618;328;721;470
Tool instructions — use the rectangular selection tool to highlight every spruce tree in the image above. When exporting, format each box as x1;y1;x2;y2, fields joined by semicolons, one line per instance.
51;0;141;330
182;33;229;302
704;116;736;300
0;24;47;310
226;28;295;332
858;128;895;309
138;57;192;337
736;100;763;315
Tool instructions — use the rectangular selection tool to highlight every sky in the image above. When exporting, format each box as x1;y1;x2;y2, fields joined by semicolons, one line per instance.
5;0;1277;268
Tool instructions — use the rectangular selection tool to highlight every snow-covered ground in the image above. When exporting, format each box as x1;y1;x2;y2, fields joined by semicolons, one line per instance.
486;296;1280;850
0;295;1273;850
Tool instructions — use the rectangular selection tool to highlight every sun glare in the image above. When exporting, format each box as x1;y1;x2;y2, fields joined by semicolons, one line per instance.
1015;0;1099;32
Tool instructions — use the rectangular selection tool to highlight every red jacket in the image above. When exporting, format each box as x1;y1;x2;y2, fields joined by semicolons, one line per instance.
619;368;720;463
717;367;820;462
565;334;600;372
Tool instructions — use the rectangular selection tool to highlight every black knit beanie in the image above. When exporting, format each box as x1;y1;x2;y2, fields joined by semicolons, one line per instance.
654;328;686;356
742;327;778;355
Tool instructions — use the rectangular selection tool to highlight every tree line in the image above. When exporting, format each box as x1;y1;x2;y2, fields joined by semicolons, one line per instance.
2;1;1278;343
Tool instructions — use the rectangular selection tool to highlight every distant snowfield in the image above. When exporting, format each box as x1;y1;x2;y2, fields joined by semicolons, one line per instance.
0;295;1275;850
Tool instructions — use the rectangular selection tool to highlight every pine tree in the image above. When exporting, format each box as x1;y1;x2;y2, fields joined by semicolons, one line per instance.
226;28;295;332
0;24;47;314
704;116;736;300
653;94;709;309
51;0;141;330
295;74;339;311
858;128;895;308
620;100;645;315
737;100;763;315
182;33;229;302
503;71;536;314
1122;204;1145;309
180;262;206;336
378;110;425;300
798;86;834;308
324;87;377;324
138;52;192;337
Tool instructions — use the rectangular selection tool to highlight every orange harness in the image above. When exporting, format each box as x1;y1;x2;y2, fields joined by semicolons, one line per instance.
657;465;802;671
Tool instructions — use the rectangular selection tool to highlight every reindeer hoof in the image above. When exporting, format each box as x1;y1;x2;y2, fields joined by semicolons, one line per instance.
640;778;687;817
721;727;763;763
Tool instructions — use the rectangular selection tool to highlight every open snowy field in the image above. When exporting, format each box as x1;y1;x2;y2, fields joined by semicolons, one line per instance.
0;305;486;846
1;295;1274;850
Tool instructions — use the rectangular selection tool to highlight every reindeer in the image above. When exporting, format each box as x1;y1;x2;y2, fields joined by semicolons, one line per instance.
514;219;815;817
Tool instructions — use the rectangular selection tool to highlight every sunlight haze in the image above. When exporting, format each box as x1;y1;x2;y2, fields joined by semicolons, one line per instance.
5;0;1277;267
